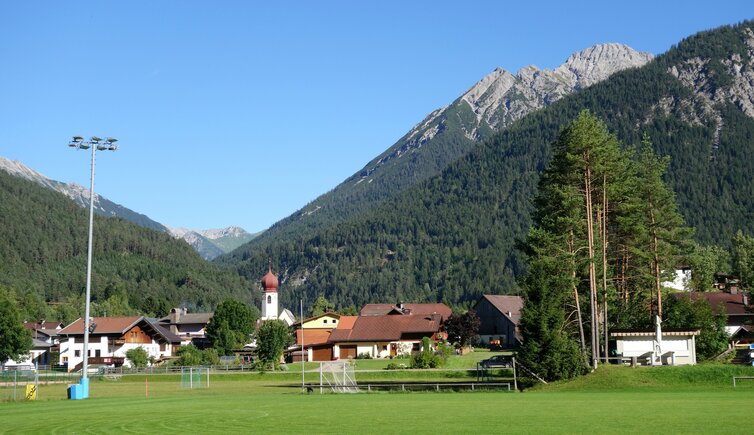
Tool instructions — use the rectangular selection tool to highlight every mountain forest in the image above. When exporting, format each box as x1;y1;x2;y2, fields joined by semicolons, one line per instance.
3;21;754;321
0;169;256;322
219;21;754;311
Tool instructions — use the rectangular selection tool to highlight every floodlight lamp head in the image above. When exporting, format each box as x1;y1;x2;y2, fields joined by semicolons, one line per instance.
90;136;102;143
108;144;118;151
105;137;118;144
97;145;107;150
68;142;77;148
79;144;91;150
72;136;84;142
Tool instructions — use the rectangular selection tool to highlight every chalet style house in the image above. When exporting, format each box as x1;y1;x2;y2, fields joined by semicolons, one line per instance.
58;316;181;371
158;308;214;347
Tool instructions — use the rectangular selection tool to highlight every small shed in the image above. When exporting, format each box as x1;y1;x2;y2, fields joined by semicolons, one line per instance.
610;329;700;366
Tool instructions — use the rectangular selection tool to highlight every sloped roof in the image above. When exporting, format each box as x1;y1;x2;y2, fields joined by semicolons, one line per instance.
295;329;332;346
159;312;213;325
677;292;752;316
58;316;181;344
359;303;452;320
59;316;142;335
329;314;442;343
144;319;182;344
337;316;358;329
32;338;52;348
478;295;524;324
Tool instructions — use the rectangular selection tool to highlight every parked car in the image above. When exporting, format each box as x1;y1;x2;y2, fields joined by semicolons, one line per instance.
479;355;512;368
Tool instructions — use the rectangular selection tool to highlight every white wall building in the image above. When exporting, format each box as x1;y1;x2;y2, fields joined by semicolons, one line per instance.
58;316;181;371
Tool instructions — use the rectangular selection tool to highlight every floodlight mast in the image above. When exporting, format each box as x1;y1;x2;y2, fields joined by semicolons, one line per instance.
67;135;119;399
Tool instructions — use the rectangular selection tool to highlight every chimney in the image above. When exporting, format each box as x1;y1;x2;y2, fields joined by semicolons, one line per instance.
744;293;749;307
508;311;512;318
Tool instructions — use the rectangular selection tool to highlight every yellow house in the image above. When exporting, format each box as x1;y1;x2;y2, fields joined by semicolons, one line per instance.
301;312;341;329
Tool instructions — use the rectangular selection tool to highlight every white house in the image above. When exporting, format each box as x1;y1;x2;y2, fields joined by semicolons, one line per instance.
58;316;181;371
2;339;53;370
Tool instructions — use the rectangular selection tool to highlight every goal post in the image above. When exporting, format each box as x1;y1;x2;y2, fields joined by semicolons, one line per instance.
319;361;358;393
181;367;210;389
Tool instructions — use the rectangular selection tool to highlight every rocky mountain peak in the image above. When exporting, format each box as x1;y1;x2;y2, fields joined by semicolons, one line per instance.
558;43;654;89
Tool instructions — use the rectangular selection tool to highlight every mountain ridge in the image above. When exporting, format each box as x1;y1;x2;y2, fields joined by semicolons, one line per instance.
220;21;754;311
0;156;257;259
245;43;652;249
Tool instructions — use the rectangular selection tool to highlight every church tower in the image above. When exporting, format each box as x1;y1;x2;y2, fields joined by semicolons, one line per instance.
260;264;279;320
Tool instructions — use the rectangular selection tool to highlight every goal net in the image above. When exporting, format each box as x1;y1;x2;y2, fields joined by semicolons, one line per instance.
319;361;358;393
181;367;209;389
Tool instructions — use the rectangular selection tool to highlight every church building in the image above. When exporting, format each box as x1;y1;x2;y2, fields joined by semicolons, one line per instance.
260;265;295;325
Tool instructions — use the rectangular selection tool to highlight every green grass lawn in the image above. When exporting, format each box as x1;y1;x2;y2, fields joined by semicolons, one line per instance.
2;363;754;434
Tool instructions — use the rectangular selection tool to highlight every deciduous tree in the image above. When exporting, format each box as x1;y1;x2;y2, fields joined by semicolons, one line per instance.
0;290;33;365
206;299;258;355
443;310;480;349
256;320;290;369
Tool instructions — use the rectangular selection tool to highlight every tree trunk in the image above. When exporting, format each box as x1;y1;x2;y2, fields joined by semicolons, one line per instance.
584;162;598;368
568;234;587;355
649;207;662;318
601;175;609;361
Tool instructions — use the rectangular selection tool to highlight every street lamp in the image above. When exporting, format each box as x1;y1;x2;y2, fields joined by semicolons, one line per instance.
68;135;118;399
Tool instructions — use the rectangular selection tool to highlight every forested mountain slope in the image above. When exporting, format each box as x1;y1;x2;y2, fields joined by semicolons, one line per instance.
220;21;754;311
0;169;255;320
245;44;651;247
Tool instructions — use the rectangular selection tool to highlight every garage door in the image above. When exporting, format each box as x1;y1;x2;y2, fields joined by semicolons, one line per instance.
312;347;332;361
340;345;357;359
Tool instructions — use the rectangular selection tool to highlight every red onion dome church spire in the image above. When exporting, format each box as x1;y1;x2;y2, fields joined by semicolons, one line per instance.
260;260;279;320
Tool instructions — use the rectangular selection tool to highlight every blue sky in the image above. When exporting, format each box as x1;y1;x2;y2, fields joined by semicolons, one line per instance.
1;1;752;233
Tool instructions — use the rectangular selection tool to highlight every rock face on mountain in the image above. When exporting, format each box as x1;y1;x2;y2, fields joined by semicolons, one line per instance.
387;43;653;166
244;43;653;247
459;43;654;134
0;156;168;232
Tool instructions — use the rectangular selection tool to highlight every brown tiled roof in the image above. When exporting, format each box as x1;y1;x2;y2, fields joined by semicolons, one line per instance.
676;292;752;316
337;316;358;329
329;314;442;343
359;303;452;320
59;316;142;335
295;329;332;346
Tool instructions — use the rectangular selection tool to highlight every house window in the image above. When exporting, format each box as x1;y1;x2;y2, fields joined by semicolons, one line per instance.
75;350;80;357
95;349;101;357
267;295;271;304
323;319;328;324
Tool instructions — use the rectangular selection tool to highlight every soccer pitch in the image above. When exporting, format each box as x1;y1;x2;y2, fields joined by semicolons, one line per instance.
2;371;754;434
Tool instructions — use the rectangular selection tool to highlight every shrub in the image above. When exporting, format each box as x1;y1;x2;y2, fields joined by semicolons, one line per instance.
385;362;407;370
410;337;444;368
125;346;149;368
356;352;372;359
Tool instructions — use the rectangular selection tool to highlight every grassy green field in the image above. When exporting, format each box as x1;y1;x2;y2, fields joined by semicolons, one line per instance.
2;362;754;434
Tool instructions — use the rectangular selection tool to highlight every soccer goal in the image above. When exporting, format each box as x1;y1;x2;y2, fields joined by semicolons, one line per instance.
319;361;358;393
181;367;210;389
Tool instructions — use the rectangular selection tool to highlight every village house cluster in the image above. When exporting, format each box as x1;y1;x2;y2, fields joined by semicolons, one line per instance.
4;267;754;372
